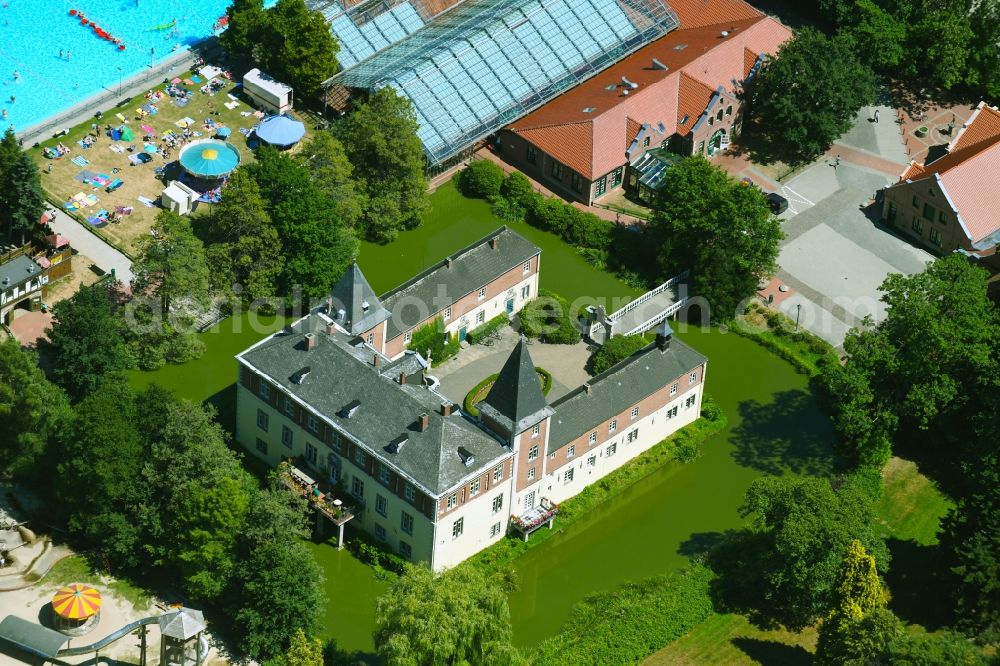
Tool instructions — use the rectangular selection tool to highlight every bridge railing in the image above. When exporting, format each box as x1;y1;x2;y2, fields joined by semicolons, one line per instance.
608;270;689;322
622;299;686;336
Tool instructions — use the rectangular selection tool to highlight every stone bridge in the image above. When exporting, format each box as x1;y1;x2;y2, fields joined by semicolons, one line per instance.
586;271;689;344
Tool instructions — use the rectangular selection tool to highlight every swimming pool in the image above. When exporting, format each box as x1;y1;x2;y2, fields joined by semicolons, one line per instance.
0;0;274;134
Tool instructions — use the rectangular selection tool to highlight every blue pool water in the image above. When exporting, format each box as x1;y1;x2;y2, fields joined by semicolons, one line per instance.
0;0;262;133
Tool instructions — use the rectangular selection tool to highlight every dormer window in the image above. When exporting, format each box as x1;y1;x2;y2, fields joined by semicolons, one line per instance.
680;114;689;125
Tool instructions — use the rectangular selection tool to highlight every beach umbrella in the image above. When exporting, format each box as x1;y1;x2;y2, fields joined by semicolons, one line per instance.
119;125;134;141
216;127;231;139
51;584;102;620
255;115;305;147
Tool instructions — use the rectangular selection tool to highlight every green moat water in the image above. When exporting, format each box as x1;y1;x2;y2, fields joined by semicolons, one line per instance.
129;184;835;654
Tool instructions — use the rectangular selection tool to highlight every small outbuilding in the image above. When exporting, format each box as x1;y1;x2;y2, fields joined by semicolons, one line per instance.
243;68;293;115
254;115;306;149
160;181;200;215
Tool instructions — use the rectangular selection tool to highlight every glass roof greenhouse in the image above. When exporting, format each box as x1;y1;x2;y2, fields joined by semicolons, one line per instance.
322;0;680;164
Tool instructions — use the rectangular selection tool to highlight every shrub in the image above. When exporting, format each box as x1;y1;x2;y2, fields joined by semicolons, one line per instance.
588;334;649;374
465;313;509;345
406;318;459;366
518;290;579;343
564;208;614;251
458;160;505;199
491;196;526;224
526;196;571;236
500;171;534;205
164;332;206;364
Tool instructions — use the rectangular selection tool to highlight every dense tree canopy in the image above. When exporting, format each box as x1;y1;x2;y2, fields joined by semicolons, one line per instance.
815;540;886;664
41;284;132;401
374;565;525;666
132;211;211;316
297;131;364;228
0;128;45;243
744;29;876;163
334;88;429;243
647;156;782;320
0;339;72;478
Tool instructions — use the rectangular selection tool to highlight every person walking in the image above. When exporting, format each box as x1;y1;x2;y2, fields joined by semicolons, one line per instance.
873;109;880;123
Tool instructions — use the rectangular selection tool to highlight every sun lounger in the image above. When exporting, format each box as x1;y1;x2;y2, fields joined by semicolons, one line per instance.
137;196;156;208
228;93;239;101
109;144;125;154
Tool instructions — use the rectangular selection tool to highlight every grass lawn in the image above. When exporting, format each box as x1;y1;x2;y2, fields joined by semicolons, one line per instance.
30;71;310;254
876;457;953;545
358;181;640;308
46;555;152;609
643;613;817;666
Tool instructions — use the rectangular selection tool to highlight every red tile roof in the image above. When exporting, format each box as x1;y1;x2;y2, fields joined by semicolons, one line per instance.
900;103;1000;245
508;11;791;178
743;46;758;78
676;72;717;136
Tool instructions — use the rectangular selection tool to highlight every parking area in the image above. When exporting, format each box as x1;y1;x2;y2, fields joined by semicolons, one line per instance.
770;105;934;347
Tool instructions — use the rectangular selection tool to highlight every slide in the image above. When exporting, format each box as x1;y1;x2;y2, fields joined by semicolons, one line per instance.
149;19;177;31
56;616;160;656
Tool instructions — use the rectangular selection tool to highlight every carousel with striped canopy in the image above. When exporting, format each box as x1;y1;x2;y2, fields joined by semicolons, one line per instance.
50;583;102;635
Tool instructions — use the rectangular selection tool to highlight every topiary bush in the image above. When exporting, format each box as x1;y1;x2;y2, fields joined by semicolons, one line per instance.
588;334;649;374
459;160;505;199
518;291;580;344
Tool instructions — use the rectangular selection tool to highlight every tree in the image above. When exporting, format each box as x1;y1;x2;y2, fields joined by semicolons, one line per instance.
712;476;888;630
41;284;132;401
132;211;211;316
297;131;363;228
281;629;324;666
0;339;72;478
334;88;428;243
232;540;325;660
205;169;284;301
815;540;886;664
260;0;339;97
911;4;973;89
589;334;649;374
374;565;526;666
0;129;45;243
843;0;908;69
965;0;1000;98
744;29;876;163
821;255;1000;468
647;156;782;320
825;608;905;665
220;0;268;63
887;631;988;665
460;160;505;199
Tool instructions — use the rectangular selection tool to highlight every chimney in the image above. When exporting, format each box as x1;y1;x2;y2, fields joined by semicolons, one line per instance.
305;333;317;350
489;236;499;250
584;383;592;395
656;320;673;351
373;353;381;368
326;323;337;335
418;412;430;431
441;402;454;416
399;371;408;385
651;58;667;70
445;257;454;268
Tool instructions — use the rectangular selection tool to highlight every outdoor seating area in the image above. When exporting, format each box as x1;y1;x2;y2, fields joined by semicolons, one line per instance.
31;67;310;252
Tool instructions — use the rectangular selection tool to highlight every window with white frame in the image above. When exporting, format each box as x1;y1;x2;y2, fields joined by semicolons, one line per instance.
631;406;640;419
493;464;503;481
670;383;678;395
492;494;503;513
587;455;596;467
444;306;452;321
452;517;464;538
331;430;341;451
379;464;390;485
532;423;540;437
524;490;536;509
589;431;597;445
375;494;388;517
521;284;530;299
627;429;639;444
471;478;481;496
366;333;374;346
404;484;416;502
284;397;294;417
308;414;318;433
355;448;366;466
666;405;679;419
490;522;503;537
528;445;538;461
567;445;575;459
478;287;487;300
527;466;536;480
607;442;617;456
401;511;414;535
352;477;364;498
259;382;270;400
281;425;293;448
609;419;617;433
686;395;696;408
404;331;412;343
255;438;267;454
447;493;457;509
564;468;574;483
257;409;269;431
374;523;386;541
523;261;531;273
689;371;698;383
306;443;317;463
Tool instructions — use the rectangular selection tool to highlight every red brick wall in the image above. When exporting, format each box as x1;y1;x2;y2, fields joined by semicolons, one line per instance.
437;458;512;518
881;179;967;255
515;417;548;491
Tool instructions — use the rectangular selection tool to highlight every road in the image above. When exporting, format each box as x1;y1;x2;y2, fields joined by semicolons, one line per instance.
48;208;134;284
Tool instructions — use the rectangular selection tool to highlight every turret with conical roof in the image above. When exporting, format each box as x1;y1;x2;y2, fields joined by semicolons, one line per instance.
328;263;390;337
477;337;554;438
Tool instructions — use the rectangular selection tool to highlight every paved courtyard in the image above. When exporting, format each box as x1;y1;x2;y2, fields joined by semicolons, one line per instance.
770;105;934;347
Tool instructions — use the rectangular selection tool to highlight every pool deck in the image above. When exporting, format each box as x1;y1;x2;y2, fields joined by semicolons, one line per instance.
15;48;196;147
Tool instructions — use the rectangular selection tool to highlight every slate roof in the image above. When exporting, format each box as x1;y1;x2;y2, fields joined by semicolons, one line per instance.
238;314;510;496
506;11;790;179
478;338;554;434
0;255;42;292
547;336;707;452
328;263;390;336
897;102;1000;247
379;227;540;339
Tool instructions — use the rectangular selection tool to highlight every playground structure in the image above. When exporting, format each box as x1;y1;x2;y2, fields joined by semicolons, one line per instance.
0;607;209;666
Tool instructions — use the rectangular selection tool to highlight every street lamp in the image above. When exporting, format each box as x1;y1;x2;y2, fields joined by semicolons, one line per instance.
150;46;155;69
795;303;802;331
117;66;123;95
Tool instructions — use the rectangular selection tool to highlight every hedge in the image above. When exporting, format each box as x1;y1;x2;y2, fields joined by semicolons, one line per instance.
465;313;509;345
465;395;727;574
463;366;552;417
518;291;581;344
531;565;716;665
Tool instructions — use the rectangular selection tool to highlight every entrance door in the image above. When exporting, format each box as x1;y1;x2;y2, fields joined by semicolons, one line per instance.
505;298;514;314
523;491;536;510
459;326;468;342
